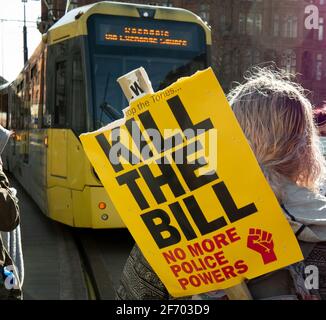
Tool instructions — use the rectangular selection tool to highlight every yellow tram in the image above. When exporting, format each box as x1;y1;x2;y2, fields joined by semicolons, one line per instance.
0;1;211;228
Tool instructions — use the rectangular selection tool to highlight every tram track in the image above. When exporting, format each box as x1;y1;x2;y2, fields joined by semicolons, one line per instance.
72;230;100;300
72;229;118;300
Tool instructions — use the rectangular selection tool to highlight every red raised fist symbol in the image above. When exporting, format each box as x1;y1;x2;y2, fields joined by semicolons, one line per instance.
247;228;277;264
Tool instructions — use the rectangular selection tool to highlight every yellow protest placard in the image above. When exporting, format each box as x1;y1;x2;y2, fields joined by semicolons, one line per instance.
80;67;303;297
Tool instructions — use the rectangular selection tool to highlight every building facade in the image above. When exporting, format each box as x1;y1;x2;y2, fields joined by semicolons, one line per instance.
38;0;326;106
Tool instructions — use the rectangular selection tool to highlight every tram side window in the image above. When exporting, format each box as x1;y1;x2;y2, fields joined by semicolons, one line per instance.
72;54;86;133
55;61;67;126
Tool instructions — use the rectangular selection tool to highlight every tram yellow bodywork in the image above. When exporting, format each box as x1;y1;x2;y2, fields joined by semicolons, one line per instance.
47;129;124;228
1;1;211;229
5;128;123;228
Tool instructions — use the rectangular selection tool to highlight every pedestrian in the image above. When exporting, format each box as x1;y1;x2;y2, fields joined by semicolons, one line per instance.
313;105;326;196
314;105;326;137
0;125;22;300
224;67;326;300
116;67;326;300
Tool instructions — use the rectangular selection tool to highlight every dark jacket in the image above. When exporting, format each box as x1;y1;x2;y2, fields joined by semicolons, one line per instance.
0;169;20;267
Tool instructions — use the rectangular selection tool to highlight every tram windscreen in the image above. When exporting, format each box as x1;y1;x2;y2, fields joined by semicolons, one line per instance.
87;14;207;128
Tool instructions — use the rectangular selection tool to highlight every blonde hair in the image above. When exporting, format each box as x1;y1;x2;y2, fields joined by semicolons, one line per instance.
228;67;326;201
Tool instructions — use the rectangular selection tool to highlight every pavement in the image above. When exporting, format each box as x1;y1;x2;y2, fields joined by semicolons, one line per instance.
8;174;88;300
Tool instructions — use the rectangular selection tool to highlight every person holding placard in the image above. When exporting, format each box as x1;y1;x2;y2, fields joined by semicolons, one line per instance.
116;67;326;300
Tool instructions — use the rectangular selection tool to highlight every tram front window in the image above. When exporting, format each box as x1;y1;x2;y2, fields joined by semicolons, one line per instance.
91;54;206;127
87;14;207;128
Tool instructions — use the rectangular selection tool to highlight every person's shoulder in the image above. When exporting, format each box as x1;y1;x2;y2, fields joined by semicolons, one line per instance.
282;181;326;225
283;181;326;206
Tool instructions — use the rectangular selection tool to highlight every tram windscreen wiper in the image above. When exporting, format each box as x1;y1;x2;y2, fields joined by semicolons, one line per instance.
100;101;122;120
99;72;123;123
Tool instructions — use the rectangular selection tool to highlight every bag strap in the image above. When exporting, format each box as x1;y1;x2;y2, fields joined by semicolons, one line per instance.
281;204;317;257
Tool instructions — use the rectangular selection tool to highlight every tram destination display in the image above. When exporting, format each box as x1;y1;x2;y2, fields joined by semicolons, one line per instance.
95;15;204;51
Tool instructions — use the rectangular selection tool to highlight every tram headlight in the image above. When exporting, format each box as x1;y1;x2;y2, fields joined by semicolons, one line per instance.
137;8;156;18
101;214;109;221
98;202;106;210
